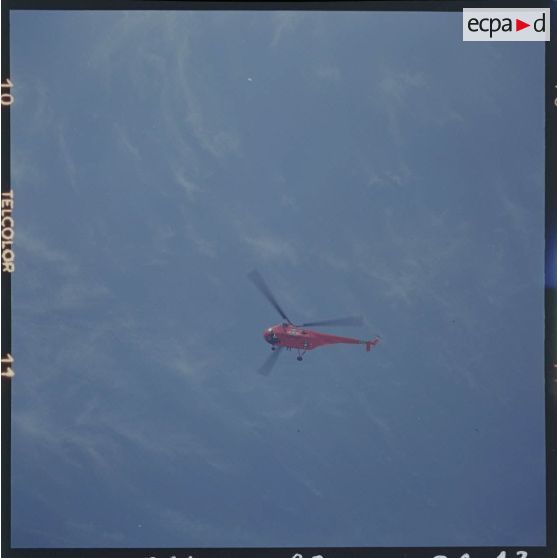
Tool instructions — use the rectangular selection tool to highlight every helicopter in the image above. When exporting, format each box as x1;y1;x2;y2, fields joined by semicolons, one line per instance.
249;270;380;375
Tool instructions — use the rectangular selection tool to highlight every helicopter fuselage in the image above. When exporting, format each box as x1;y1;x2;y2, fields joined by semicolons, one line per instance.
264;323;378;352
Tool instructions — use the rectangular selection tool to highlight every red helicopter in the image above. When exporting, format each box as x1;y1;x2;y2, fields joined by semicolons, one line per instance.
249;270;380;375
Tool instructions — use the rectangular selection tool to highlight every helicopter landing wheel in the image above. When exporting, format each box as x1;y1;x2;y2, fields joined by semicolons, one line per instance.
297;356;303;361
271;347;276;351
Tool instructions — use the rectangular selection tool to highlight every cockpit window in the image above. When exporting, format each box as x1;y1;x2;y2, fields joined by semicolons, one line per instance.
265;331;279;345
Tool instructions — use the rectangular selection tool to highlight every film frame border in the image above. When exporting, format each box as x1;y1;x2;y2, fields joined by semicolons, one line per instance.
0;1;555;557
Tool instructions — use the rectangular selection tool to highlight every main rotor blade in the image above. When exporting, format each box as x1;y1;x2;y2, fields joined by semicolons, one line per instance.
258;347;283;376
248;270;292;324
300;315;364;328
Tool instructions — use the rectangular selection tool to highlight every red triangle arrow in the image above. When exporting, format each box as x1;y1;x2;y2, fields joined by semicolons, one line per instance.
516;18;530;31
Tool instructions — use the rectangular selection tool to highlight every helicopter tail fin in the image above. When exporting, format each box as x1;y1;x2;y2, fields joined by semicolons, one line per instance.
365;338;380;352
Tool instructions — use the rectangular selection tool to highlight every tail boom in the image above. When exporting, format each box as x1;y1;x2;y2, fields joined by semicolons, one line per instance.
325;333;380;351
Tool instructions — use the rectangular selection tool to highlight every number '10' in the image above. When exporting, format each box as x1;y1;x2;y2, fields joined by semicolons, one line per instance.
1;79;13;106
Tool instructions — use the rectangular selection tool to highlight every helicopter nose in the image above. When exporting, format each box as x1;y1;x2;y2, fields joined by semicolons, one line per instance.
263;328;273;343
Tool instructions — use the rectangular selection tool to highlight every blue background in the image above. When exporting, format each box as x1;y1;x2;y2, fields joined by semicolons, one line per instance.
11;10;546;547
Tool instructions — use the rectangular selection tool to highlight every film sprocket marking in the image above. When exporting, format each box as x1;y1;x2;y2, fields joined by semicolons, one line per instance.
1;190;14;273
0;353;14;378
0;78;13;106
